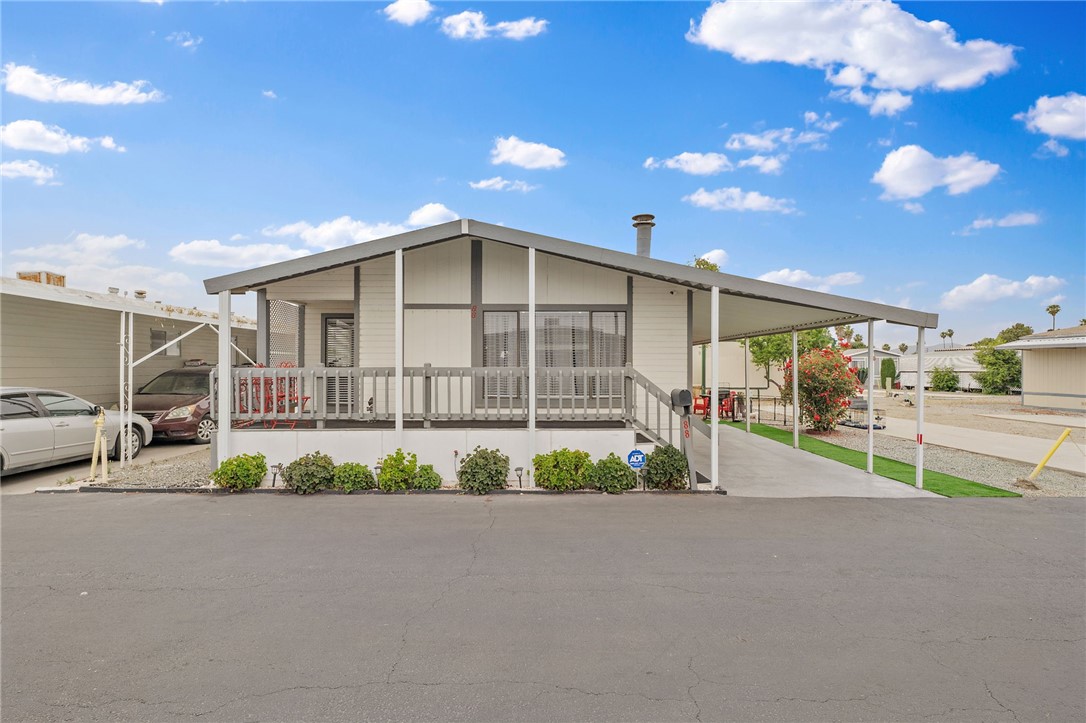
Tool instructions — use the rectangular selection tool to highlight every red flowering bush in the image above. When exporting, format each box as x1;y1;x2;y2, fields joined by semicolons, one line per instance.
780;346;862;432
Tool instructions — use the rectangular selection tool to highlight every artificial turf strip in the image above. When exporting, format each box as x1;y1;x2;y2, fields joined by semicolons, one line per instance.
726;421;1020;498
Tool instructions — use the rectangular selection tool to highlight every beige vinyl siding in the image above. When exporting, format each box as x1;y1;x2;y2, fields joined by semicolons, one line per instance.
302;302;353;366
405;309;472;416
266;265;354;302
1022;348;1086;411
481;241;527;304
405;238;470;304
537;253;626;304
0;294;255;407
632;277;687;394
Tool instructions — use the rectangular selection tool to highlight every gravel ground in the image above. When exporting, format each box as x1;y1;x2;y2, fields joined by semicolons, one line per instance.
86;449;212;489
824;425;1085;498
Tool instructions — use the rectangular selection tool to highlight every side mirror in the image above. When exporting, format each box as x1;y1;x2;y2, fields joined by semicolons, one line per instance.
93;405;103;415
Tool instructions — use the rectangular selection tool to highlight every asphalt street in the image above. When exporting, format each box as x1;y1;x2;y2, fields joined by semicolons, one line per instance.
2;494;1083;722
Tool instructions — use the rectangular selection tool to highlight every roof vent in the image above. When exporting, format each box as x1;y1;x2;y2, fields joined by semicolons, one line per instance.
108;287;120;295
632;214;655;257
134;290;147;300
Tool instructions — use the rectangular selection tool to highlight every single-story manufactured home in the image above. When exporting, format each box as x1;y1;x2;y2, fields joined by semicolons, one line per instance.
203;216;939;488
898;346;983;391
998;325;1086;411
0;275;257;408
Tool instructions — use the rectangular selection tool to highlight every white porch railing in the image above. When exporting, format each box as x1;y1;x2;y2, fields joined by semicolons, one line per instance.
210;365;690;446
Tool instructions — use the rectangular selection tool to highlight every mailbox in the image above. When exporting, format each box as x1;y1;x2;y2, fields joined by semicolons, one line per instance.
670;388;693;415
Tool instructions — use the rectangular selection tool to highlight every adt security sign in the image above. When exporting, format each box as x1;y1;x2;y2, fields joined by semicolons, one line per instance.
627;450;646;470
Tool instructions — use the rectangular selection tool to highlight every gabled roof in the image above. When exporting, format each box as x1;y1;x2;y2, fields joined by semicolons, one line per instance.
203;219;937;338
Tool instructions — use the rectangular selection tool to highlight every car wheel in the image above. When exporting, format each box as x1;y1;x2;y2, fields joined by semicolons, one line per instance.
111;426;143;461
193;416;215;444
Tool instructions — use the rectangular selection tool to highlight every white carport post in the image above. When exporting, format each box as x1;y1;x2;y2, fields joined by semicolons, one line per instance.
395;249;404;447
216;291;232;461
528;248;537;477
126;310;134;464
791;329;799;449
866;320;875;473
118;312;127;468
915;326;925;489
710;286;719;490
743;337;750;434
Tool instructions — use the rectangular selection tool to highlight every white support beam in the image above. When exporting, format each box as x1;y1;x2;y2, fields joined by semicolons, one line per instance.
528;248;537;478
216;291;232;462
916;326;925;489
743;336;750;434
866;319;875;474
117;312;125;468
395;248;404;445
710;286;720;490
133;323;209;367
792;328;799;449
126;310;134;465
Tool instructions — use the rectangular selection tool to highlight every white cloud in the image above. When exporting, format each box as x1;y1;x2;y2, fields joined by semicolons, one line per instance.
469;176;539;192
490;135;566;170
2;63;165;105
1;159;57;185
902;201;924;214
229;233;250;241
169;239;309;268
872;145;1000;200
441;11;548;40
699;249;729;268
12;233;145;264
263;203;459;251
960;211;1041;235
725;126;830;152
406;202;458;226
737;154;787;175
831;86;914;116
643;152;732;175
1;119;125;153
688;1;1015;116
940;274;1065;309
1014;92;1085;140
804;111;842;132
1035;138;1069;159
683;187;796;214
166;31;203;50
757;268;863;293
1045;294;1066;306
262;90;278;100
383;0;434;26
11;261;192;300
139;0;165;5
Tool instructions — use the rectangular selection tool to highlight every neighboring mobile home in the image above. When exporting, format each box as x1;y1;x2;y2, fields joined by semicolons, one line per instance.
203;217;938;487
0;276;257;407
898;346;984;391
998;325;1086;411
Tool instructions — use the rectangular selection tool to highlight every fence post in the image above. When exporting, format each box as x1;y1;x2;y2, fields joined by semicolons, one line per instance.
422;363;432;429
624;362;634;426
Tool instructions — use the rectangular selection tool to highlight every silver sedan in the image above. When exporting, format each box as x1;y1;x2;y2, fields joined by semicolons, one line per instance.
0;387;154;475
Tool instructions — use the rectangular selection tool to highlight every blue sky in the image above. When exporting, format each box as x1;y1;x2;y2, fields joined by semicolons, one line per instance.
2;0;1083;347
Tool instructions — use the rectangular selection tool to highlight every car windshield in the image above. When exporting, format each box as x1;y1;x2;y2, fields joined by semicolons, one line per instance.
139;371;210;395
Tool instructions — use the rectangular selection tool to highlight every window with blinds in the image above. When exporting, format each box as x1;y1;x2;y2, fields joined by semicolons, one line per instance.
481;311;626;397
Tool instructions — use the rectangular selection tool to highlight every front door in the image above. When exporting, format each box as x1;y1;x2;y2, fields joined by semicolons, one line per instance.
323;315;355;409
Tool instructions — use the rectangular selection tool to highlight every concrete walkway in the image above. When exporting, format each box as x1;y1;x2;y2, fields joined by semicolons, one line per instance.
692;423;935;497
979;413;1086;430
880;418;1086;475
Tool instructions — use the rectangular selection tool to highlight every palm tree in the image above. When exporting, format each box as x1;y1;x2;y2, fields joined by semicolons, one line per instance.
1080;318;1086;326
940;331;948;347
1046;304;1061;330
898;343;909;354
881;343;891;351
946;328;954;347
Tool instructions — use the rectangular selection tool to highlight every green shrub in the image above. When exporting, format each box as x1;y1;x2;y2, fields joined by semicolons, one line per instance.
333;462;376;493
412;464;443;490
587;453;637;494
457;446;509;495
929;365;960;392
533;448;592;492
378;449;418;492
643;445;688;490
880;358;897;388
211;452;267;491
856;366;868;385
282;451;335;494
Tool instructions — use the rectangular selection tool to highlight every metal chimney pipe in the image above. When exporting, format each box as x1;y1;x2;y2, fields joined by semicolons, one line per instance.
632;214;655;257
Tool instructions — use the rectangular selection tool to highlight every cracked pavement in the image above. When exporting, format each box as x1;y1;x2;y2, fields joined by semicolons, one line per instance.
2;494;1083;721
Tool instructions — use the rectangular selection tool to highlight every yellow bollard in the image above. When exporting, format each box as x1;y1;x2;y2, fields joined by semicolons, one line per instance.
1027;427;1073;482
89;409;108;484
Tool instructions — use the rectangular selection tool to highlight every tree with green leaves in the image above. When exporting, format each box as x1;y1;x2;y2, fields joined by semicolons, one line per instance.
1046;303;1061;330
898;343;909;354
744;328;835;391
940;331;948;347
1080;318;1086;326
851;334;865;348
881;343;891;351
946;328;954;346
973;323;1033;394
693;257;719;272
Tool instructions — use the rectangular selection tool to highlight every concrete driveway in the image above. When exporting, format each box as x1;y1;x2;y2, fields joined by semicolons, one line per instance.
3;494;1081;722
694;422;936;497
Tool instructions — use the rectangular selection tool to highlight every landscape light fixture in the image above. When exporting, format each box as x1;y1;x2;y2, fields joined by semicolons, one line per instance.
270;463;282;487
514;467;524;487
